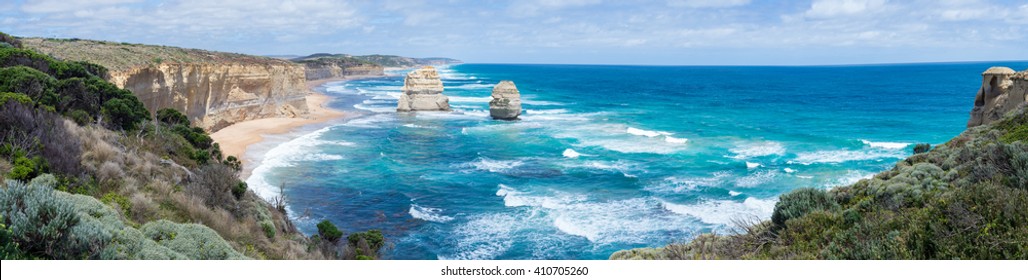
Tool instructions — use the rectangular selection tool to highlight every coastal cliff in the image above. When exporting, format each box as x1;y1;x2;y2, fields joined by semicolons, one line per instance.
290;53;384;81
611;67;1028;260
968;67;1028;127
21;38;311;131
354;55;462;68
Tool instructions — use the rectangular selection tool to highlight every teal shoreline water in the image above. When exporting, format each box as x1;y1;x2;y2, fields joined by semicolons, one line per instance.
246;62;1027;260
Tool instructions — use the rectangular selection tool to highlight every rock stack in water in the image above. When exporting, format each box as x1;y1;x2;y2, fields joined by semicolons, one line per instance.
397;66;450;111
489;80;522;120
968;67;1028;127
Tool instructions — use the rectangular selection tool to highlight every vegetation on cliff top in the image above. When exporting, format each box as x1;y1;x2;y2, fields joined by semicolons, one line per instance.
19;37;295;72
353;54;461;68
612;107;1028;260
0;33;383;259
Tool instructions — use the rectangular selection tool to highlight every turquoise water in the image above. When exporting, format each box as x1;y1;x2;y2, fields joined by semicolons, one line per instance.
246;62;1028;260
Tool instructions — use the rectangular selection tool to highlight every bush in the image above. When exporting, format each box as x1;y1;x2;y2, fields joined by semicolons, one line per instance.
0;101;83;178
0;66;57;106
0;176;109;259
156;108;189;126
317;220;343;243
347;230;385;259
139;220;247;260
224;156;242;171
101;97;149;131
232;182;248;200
260;221;275;239
913;143;931;154
0;92;32;106
186;164;238;210
771;188;840;230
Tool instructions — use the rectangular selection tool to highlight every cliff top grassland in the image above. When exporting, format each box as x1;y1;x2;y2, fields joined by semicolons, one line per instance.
291;53;377;67
353;54;462;68
20;37;295;72
0;31;383;260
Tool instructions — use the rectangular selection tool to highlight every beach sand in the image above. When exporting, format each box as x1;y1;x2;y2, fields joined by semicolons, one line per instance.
210;76;373;177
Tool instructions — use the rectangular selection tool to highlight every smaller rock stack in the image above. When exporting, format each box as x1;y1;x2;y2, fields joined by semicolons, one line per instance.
397;66;450;111
489;80;522;120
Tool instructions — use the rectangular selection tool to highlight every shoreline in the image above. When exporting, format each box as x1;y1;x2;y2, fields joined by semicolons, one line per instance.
210;75;381;180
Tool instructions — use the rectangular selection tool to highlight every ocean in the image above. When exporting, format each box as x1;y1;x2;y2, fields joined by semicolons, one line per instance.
245;62;1028;260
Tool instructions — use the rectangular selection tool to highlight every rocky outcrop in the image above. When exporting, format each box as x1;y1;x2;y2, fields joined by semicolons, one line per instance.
489;80;522;120
109;63;310;131
968;67;1028;127
21;38;312;132
397;66;450;111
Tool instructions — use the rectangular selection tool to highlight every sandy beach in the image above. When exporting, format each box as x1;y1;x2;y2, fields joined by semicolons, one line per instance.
210;76;374;176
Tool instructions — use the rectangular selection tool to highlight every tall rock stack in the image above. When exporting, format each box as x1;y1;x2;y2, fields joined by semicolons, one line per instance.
489;80;522;120
968;67;1028;127
397;66;450;111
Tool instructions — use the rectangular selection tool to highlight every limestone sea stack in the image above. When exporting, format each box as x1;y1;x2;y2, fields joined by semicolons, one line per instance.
397;66;450;111
968;67;1028;127
489;80;522;120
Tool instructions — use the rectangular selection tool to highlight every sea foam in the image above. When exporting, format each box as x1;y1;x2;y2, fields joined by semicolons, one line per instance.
661;197;777;226
409;204;455;223
860;139;911;150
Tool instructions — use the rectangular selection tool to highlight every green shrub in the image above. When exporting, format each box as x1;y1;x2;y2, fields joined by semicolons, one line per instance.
224;156;242;171
317;220;343;243
140;220;247;260
0;66;57;106
347;229;384;259
260;221;275;239
0;214;25;259
156;108;189;126
66;109;92;126
101;97;149;131
771;188;840;230
100;193;131;217
913;143;931;154
0;176;108;259
0;92;32;106
232;182;248;199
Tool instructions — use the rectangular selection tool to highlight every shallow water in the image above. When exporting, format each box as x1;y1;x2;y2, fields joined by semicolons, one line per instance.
246;62;1028;259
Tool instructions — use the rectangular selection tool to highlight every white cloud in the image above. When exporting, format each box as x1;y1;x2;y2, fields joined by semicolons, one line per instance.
804;0;888;18
21;0;141;13
508;0;602;17
667;0;751;8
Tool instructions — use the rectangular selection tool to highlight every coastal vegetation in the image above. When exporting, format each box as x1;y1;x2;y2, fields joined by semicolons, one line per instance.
612;107;1028;259
0;32;384;260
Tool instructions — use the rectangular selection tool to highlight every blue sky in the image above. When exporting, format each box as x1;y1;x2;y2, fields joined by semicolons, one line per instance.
2;0;1026;65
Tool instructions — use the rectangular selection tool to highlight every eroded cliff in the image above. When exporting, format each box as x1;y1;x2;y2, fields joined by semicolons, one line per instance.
21;38;311;131
968;67;1028;127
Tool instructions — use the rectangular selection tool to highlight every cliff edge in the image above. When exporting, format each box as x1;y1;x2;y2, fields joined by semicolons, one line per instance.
21;38;311;132
290;53;384;81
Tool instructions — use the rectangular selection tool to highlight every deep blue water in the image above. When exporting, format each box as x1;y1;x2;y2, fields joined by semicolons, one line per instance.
245;62;1028;260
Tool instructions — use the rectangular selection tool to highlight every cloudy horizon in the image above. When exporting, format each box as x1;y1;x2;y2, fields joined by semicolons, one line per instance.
2;0;1027;65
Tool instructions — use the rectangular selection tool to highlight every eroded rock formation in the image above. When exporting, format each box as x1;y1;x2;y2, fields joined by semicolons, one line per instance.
489;80;522;120
397;66;450;111
110;63;310;131
968;67;1028;127
22;38;311;132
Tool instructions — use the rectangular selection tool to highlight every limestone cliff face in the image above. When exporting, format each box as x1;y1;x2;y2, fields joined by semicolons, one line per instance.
109;63;310;131
489;81;522;120
968;67;1028;127
304;64;383;80
397;66;450;111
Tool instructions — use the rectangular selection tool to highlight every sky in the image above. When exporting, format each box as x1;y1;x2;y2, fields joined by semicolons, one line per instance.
1;0;1027;65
